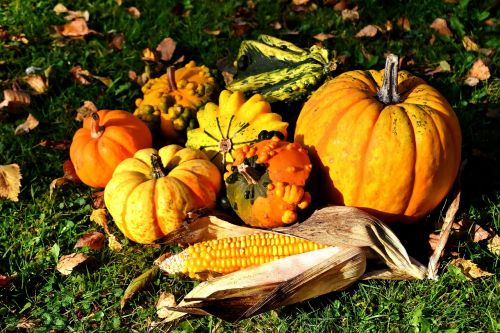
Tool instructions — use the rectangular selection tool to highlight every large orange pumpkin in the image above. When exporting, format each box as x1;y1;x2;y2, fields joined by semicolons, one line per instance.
295;54;462;222
104;145;222;244
70;110;152;188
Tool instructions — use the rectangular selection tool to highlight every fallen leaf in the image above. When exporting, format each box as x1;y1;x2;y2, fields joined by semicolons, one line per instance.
292;0;310;4
108;234;123;252
64;10;90;22
121;266;159;309
22;74;49;94
49;160;81;197
333;0;348;11
464;59;490;86
53;3;68;14
75;101;97;121
0;89;31;112
0;274;16;288
313;32;335;41
462;36;479;52
107;32;124;50
75;231;105;251
487;235;500;256
232;18;252;36
430;18;453;37
0;27;9;40
52;18;96;38
397;16;411;31
341;7;359;22
126;6;141;18
141;48;158;62
56;253;90;275
90;209;109;232
222;71;234;86
49;178;69;198
16;317;37;329
483;19;498;27
10;33;29;44
70;65;92;85
156;37;177;62
34;139;71;150
93;75;113;88
355;25;379;38
429;34;436;45
425;60;451;76
449;258;493;280
15;114;39;135
156;292;177;319
91;190;105;209
204;28;221;36
115;0;123;5
270;21;282;30
451;219;494;243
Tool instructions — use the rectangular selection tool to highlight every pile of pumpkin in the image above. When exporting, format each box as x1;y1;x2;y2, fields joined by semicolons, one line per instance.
69;36;461;273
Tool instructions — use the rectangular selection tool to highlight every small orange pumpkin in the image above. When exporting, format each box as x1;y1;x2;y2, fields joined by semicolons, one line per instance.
295;54;462;222
70;110;152;188
225;131;312;228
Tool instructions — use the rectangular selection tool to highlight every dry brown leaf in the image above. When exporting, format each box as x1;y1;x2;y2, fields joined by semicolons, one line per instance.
53;18;96;38
204;28;221;36
0;274;16;288
0;89;31;111
451;219;494;243
355;25;379;38
49;178;69;198
270;21;282;30
108;32;124;50
483;19;498;27
49;160;81;197
156;37;177;62
462;36;479;52
126;6;141;18
156;292;177;319
16;317;37;329
91;190;105;209
487;235;500;256
464;59;490;86
56;253;90;275
75;100;97;121
75;231;105;251
429;34;436;45
93;75;112;87
449;258;493;280
341;7;359;21
34;139;71;150
90;209;109;231
70;65;92;85
397;16;411;31
292;0;310;5
222;71;234;86
430;18;453;37
64;10;90;22
313;32;335;41
53;3;68;14
141;48;158;62
15;113;39;135
121;266;159;309
232;18;252;36
333;0;348;11
425;60;451;76
22;74;49;94
108;234;123;252
10;33;29;44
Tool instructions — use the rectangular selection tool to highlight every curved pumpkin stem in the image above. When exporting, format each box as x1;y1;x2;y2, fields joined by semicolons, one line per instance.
151;153;167;179
167;66;177;91
376;54;401;105
90;112;104;139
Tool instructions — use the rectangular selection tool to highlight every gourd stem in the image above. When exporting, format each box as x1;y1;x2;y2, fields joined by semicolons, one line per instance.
90;112;104;139
151;153;167;179
167;66;177;91
237;163;258;185
376;54;401;105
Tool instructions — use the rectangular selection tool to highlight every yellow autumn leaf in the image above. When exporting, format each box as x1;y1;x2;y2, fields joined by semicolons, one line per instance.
0;164;22;202
450;258;493;280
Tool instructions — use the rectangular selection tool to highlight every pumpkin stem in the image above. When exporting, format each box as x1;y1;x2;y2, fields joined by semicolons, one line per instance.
151;153;167;179
376;54;401;105
237;163;259;185
167;66;177;91
90;112;104;139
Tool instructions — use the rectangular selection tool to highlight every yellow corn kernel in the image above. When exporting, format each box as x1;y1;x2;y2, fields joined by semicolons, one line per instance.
159;233;327;279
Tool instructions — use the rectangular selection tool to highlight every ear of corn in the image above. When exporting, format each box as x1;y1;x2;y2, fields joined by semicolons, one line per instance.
158;233;327;279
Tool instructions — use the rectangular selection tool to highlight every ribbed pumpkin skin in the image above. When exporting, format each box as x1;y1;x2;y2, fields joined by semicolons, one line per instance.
295;69;462;222
104;145;221;244
70;110;152;188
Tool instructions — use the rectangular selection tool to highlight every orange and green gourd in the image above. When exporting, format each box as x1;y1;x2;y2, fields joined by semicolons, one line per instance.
295;54;462;222
69;110;152;188
224;132;313;228
186;90;288;170
133;61;216;141
104;145;221;244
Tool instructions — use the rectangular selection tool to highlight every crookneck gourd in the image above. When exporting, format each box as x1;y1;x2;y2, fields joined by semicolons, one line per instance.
226;35;335;103
133;61;216;141
225;132;313;228
295;54;462;223
186;90;288;170
69;110;152;188
104;145;221;244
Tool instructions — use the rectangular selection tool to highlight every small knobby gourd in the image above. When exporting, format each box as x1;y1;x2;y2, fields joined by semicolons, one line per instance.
104;145;221;244
186;90;288;170
69;110;152;188
133;61;216;141
295;54;462;222
224;132;313;228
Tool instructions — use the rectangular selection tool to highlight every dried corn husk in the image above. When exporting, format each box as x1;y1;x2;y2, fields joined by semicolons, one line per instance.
157;206;427;322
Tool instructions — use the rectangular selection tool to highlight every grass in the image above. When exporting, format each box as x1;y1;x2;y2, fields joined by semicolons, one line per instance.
0;0;499;332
